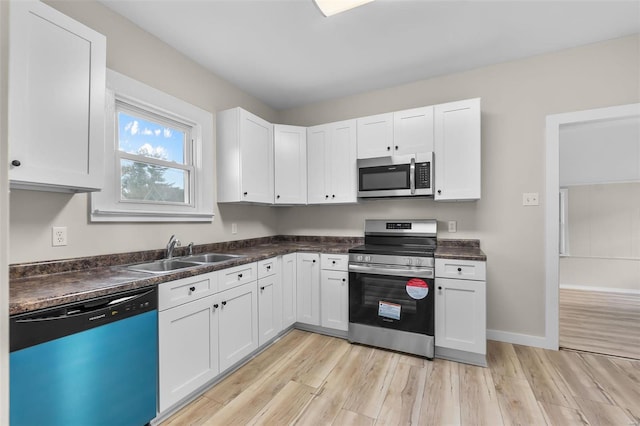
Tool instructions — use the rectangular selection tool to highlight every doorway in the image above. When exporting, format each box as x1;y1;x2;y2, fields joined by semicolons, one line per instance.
544;103;640;357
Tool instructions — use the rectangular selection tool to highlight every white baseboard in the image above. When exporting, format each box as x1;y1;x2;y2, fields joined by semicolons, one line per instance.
487;329;553;349
560;284;640;295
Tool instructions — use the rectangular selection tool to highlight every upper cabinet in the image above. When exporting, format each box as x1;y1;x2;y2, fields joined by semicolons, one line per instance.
8;1;106;192
217;107;274;204
307;120;357;204
356;107;434;159
274;125;307;205
434;98;481;201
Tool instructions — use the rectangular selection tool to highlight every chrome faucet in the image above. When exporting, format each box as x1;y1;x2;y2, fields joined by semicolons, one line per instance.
187;242;194;256
166;235;181;259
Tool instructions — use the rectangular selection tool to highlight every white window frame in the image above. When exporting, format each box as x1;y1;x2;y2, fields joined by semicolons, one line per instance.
91;69;214;222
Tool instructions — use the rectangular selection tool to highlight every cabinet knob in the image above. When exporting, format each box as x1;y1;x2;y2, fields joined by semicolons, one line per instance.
342;278;346;282
437;189;442;195
243;191;248;196
457;267;462;272
325;195;329;199
438;286;442;290
222;301;227;306
213;303;219;309
277;195;280;199
332;260;336;264
11;160;20;167
312;259;316;263
238;273;243;279
386;146;390;151
260;286;265;290
267;265;271;270
395;146;399;150
189;286;196;292
332;194;335;198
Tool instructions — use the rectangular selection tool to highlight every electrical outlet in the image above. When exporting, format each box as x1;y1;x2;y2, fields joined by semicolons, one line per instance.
448;220;457;232
52;226;67;246
522;192;539;206
231;223;238;234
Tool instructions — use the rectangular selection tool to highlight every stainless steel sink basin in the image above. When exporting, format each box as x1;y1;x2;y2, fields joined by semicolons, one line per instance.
181;253;244;263
126;259;202;274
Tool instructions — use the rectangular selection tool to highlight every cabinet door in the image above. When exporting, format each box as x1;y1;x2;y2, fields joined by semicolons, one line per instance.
394;106;434;155
328;120;357;203
281;253;297;328
357;113;393;159
320;270;349;331
296;253;320;325
240;109;274;203
307;125;329;204
218;282;259;372
8;1;106;192
434;98;481;200
274;125;307;204
158;295;218;412
258;274;282;346
435;278;486;355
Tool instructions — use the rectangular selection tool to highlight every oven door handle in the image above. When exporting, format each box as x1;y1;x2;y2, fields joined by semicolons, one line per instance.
348;263;434;279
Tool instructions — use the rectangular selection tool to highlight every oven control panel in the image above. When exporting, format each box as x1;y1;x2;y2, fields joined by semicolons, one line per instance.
349;253;435;268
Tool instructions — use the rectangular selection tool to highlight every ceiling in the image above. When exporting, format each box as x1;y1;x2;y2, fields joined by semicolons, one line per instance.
98;0;640;110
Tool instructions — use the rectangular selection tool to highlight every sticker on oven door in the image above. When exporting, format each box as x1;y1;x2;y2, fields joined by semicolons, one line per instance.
378;301;401;320
406;278;429;300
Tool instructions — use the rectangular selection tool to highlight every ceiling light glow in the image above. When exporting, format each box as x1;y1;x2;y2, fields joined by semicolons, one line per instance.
313;0;375;17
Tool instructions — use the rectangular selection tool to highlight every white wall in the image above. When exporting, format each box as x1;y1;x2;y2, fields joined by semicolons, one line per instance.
9;0;282;263
560;182;640;292
277;35;640;337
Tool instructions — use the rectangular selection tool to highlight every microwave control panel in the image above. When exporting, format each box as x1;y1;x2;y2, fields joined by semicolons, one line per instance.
415;162;431;188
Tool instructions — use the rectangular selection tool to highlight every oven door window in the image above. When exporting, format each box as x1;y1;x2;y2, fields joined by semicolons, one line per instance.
359;164;410;192
349;271;434;335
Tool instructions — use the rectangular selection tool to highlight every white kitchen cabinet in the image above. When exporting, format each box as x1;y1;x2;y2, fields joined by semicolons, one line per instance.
357;113;394;159
8;1;106;192
257;257;282;346
393;106;434;155
218;281;259;372
434;98;481;201
217;107;274;204
320;254;349;332
435;258;486;366
281;253;297;328
307;120;357;204
274;125;307;205
296;253;320;325
158;274;219;412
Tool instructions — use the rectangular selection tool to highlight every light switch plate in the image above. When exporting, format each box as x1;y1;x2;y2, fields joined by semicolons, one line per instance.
231;223;238;234
523;192;539;206
448;220;457;232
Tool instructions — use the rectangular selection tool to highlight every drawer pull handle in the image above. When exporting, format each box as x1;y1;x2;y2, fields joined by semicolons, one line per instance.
189;286;196;292
457;267;462;272
222;301;227;306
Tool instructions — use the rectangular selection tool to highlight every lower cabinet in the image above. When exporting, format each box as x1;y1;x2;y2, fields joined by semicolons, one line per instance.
296;253;320;326
257;257;282;346
320;254;349;332
435;258;487;366
218;282;259;372
281;253;297;328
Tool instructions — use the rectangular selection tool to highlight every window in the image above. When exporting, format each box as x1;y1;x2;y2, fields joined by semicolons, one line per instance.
91;70;214;222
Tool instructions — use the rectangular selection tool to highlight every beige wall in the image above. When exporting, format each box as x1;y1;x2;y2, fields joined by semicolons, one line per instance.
6;0;639;338
9;0;281;263
560;182;640;292
277;35;640;337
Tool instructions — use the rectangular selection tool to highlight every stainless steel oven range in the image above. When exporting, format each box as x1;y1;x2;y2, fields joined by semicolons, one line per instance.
348;219;436;358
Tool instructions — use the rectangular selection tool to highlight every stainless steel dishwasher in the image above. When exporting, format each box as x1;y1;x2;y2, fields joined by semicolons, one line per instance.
10;287;158;426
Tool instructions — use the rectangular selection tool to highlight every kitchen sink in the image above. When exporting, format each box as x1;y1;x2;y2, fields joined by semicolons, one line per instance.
126;259;203;274
181;253;245;263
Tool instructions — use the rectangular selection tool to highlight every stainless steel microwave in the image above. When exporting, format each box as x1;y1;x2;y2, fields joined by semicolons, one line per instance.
357;153;433;198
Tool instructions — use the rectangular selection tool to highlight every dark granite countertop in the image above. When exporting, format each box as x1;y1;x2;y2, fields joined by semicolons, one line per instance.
9;237;360;316
10;236;486;315
435;239;487;261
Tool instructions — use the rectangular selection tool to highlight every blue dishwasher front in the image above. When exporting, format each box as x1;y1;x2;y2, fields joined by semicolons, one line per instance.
10;287;158;426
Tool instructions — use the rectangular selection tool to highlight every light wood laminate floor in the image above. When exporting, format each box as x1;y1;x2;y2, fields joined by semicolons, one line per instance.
161;329;640;425
560;288;640;360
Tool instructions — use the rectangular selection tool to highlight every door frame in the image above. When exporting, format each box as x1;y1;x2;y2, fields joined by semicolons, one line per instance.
544;102;640;350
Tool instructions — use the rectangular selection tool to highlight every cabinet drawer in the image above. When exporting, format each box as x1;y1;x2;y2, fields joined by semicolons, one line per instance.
435;259;486;281
258;257;278;279
158;272;217;311
219;262;257;291
321;254;348;271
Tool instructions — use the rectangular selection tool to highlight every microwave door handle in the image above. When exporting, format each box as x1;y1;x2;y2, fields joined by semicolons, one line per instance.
410;157;416;194
348;264;434;279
